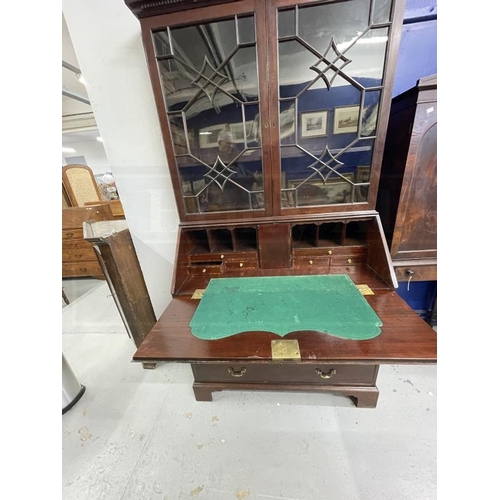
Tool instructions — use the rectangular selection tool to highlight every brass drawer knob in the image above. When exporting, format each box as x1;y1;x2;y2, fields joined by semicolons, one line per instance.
327;250;332;255
309;260;313;265
228;367;246;378
202;268;207;273
220;254;224;259
347;258;352;264
316;368;336;379
239;262;244;268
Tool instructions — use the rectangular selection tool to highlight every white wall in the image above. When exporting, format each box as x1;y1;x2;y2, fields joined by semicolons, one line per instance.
62;0;179;318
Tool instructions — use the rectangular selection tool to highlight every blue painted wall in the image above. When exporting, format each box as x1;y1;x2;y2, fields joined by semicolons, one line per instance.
392;0;437;97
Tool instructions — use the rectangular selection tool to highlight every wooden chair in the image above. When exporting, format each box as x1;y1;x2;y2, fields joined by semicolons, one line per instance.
62;164;103;207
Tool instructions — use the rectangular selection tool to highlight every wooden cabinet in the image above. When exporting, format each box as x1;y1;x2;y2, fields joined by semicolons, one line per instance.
377;74;437;283
124;0;436;407
128;0;405;222
62;204;114;279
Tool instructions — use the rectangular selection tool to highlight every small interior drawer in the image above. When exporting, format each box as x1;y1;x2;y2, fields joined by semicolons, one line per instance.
188;264;223;276
329;253;365;265
225;259;259;270
293;256;331;267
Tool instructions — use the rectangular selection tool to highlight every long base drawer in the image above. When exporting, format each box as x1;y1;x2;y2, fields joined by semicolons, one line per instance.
192;362;378;386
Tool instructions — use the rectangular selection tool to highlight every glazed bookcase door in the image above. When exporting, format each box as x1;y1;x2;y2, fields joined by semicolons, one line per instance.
141;1;273;221
267;0;404;215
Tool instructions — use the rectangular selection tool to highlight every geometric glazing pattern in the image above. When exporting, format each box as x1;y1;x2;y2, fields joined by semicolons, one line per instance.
190;56;230;104
309;37;352;91
306;146;344;182
204;156;237;191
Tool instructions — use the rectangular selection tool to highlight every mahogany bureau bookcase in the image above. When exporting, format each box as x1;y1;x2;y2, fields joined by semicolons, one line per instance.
123;0;437;407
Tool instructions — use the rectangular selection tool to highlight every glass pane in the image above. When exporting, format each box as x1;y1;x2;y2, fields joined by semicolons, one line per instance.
278;0;394;209
169;114;191;155
237;15;255;44
280;101;296;146
153;31;171;56
361;90;381;137
354;165;371;203
155;15;264;214
278;8;295;39
341;27;389;86
372;0;392;24
298;0;370;49
171;20;236;62
278;40;317;99
245;103;261;147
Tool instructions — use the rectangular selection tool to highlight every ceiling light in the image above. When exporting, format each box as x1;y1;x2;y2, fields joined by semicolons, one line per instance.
96;136;104;142
76;73;87;85
62;147;76;153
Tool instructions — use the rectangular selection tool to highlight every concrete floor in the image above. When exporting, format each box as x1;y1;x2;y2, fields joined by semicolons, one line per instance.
62;278;437;500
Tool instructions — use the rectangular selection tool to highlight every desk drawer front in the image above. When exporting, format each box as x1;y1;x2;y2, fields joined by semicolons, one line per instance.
188;264;223;276
192;363;377;386
62;261;103;278
62;248;96;262
394;264;437;282
62;229;83;240
293;256;331;268
225;259;259;270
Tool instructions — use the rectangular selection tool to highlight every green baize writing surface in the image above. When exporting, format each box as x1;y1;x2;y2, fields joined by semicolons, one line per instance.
189;275;382;340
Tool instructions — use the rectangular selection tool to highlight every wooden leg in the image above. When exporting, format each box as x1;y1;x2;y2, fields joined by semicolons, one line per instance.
192;383;214;402
142;362;157;370
349;387;379;408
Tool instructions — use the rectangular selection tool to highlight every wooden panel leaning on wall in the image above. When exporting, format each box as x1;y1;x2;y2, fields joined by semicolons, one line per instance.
62;203;115;279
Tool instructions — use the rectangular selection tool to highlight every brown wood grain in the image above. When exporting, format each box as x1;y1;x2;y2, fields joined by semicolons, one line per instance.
90;227;157;347
133;289;437;364
378;74;437;281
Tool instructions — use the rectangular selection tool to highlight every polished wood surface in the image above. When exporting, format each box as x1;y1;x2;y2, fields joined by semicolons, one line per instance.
378;74;437;279
192;362;378;385
172;213;397;296
133;289;437;364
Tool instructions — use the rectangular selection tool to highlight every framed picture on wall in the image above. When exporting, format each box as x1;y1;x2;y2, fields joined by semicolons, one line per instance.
355;166;371;202
300;110;328;138
229;122;246;144
289;173;354;205
199;124;228;149
333;105;360;134
356;165;371;183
